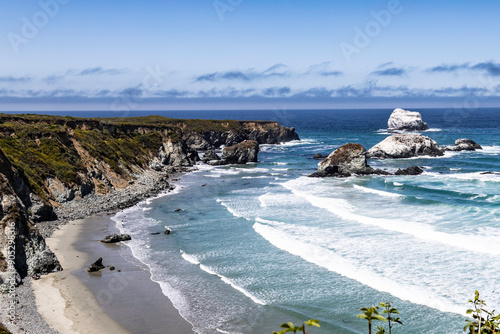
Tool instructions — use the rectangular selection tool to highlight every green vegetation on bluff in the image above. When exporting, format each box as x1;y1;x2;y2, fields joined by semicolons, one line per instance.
0;114;262;198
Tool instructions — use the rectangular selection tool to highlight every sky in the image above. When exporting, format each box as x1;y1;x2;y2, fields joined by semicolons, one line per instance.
2;0;500;111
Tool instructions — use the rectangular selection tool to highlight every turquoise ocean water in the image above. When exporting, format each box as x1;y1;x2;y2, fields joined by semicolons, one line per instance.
106;108;500;333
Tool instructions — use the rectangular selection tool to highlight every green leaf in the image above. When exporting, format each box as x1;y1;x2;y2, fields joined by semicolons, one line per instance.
304;319;320;328
281;322;295;329
373;315;388;322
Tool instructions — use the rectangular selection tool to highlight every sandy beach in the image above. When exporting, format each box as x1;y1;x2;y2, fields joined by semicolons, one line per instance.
32;213;194;334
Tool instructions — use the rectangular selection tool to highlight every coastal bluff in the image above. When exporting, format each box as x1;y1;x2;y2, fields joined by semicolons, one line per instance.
0;114;299;285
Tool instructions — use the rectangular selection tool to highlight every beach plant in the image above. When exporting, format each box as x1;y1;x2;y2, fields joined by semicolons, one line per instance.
357;306;387;334
374;302;402;334
272;319;320;334
464;290;500;334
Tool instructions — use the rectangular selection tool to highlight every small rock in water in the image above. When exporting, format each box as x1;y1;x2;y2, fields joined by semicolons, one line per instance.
394;166;424;175
100;233;132;243
313;153;327;159
164;229;171;235
174;208;183;212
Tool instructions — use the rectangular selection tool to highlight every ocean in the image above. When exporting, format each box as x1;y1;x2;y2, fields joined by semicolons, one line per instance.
103;108;499;333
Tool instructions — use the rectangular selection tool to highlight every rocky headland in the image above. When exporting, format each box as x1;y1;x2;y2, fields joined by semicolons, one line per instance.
0;114;299;289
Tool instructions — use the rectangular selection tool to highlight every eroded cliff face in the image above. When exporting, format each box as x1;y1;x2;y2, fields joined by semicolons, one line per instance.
0;114;299;281
0;150;60;288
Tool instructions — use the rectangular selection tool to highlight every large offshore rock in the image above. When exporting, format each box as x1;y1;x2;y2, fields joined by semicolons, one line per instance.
388;108;429;132
367;134;444;159
310;143;389;177
222;140;259;164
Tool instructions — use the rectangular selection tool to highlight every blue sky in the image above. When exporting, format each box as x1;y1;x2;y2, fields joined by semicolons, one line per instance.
2;0;500;111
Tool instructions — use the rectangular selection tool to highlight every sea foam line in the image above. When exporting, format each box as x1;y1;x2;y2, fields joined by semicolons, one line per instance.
197;265;266;306
281;180;500;256
253;221;464;315
353;185;404;198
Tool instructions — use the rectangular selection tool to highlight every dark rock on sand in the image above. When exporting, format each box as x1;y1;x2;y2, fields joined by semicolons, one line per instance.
394;166;424;175
310;143;389;177
100;234;132;243
367;134;444;159
87;257;105;273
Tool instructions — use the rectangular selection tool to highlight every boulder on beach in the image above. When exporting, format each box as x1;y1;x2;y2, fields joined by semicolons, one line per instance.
310;143;389;177
443;138;483;152
388;108;429;132
367;134;444;159
221;140;259;164
394;166;424;175
100;233;132;243
87;257;105;273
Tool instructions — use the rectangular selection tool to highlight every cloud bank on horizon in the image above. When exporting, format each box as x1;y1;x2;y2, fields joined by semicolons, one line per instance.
2;0;500;110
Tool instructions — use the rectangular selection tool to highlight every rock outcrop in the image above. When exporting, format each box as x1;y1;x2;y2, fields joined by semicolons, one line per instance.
395;166;424;175
0;149;61;289
149;139;199;170
367;134;444;159
310;143;389;177
443;138;483;152
221;140;259;164
100;234;131;243
201;149;220;162
388;108;429;132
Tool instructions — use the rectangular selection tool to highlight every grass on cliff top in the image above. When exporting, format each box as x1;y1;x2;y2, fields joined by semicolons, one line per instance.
0;119;164;198
0;114;278;199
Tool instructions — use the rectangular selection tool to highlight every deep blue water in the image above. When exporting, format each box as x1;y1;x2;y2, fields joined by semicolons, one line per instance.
26;108;500;333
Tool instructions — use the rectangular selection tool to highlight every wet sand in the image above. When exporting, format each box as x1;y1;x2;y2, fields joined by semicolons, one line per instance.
32;213;194;334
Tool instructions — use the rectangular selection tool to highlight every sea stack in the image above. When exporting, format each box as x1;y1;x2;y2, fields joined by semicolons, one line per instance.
388;108;429;132
310;143;388;177
367;133;444;159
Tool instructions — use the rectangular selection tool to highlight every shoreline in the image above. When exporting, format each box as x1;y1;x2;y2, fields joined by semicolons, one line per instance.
33;213;194;334
1;168;195;334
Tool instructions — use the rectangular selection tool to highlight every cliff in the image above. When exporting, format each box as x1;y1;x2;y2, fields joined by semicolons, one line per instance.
0;114;299;284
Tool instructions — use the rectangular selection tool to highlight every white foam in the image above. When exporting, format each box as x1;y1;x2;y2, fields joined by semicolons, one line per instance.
281;179;500;256
425;128;442;132
253;222;463;315
427;172;500;183
481;145;500;155
393;182;404;186
181;251;201;265
199;265;266;306
353;185;404;198
242;176;268;179
217;199;252;221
